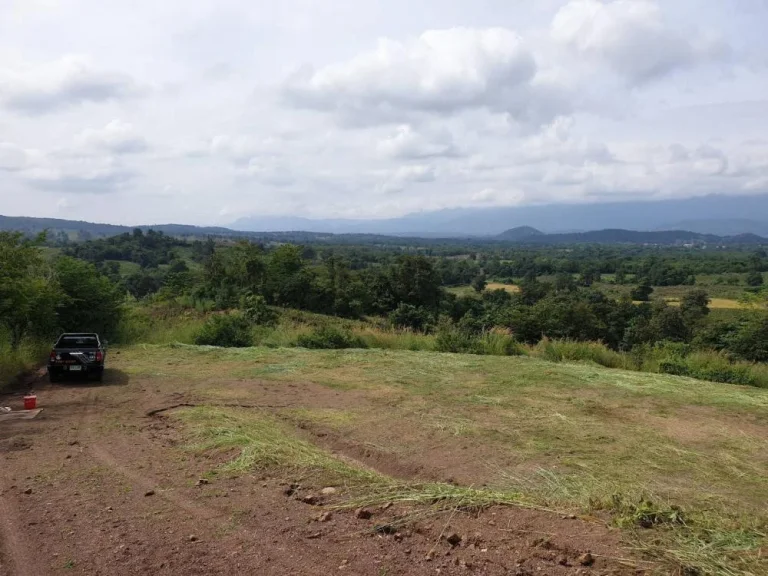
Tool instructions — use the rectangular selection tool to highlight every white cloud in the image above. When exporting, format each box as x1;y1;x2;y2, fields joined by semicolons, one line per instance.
376;125;461;159
394;164;435;183
0;142;30;171
76;120;148;154
551;0;730;85
0;55;143;114
283;27;568;126
241;159;295;187
24;154;136;194
0;0;764;224
520;116;614;165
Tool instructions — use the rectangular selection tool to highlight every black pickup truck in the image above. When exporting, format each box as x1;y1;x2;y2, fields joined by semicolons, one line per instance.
47;333;107;382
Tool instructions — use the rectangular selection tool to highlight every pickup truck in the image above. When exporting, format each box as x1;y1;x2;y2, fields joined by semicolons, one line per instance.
47;333;107;382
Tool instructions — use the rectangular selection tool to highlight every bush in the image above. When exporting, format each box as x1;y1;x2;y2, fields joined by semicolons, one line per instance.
296;326;367;350
435;327;484;354
195;313;253;347
389;303;434;332
242;294;278;327
658;359;691;377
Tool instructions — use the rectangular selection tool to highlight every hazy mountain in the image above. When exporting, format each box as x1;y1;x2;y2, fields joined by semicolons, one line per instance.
234;194;768;236
657;219;768;237
497;226;544;240
513;229;723;245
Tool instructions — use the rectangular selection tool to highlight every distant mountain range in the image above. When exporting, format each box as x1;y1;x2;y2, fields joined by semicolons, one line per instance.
497;226;766;245
2;214;767;246
234;194;768;237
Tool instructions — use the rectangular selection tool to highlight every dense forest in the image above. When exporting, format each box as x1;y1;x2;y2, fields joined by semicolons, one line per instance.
2;228;768;389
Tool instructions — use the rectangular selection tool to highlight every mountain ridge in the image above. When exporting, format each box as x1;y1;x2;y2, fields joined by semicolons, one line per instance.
2;214;767;246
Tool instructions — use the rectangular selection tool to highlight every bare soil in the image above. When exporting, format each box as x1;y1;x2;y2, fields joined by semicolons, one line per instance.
0;368;643;575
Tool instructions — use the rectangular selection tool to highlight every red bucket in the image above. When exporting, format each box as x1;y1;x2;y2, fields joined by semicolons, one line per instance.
23;395;37;410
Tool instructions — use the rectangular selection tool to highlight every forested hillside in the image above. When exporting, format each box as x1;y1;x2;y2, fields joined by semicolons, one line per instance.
2;227;768;388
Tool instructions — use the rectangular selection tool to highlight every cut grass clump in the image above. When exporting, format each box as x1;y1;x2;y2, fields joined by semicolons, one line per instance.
176;407;385;486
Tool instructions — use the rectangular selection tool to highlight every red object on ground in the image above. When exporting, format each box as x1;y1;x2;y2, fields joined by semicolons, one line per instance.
23;395;37;410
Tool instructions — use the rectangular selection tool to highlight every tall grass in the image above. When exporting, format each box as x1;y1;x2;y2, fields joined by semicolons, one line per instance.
0;328;50;390
531;338;630;369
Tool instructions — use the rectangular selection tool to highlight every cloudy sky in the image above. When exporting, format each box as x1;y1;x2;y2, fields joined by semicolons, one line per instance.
1;0;767;226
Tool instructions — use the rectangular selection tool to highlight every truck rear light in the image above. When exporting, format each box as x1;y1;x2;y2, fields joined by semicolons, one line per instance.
95;351;103;362
49;350;56;362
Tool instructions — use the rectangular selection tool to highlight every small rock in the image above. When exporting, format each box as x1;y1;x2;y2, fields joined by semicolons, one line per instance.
320;487;337;496
23;488;32;495
301;495;319;505
558;555;569;566
318;511;333;522
106;506;113;512
195;478;209;486
577;553;594;566
65;455;71;459
425;549;436;561
283;486;296;496
355;507;372;520
445;533;462;547
68;440;79;446
306;531;322;539
188;535;198;542
144;490;155;497
381;502;393;510
394;532;403;541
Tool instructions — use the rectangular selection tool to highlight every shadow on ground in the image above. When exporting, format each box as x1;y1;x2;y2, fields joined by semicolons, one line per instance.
48;368;130;388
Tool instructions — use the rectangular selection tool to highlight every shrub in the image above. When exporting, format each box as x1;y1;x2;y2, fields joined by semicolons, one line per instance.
434;325;484;354
658;360;691;377
389;303;434;332
242;294;278;327
296;326;367;350
195;313;253;347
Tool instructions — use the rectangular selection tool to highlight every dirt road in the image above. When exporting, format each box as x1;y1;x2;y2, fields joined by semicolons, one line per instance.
0;367;638;575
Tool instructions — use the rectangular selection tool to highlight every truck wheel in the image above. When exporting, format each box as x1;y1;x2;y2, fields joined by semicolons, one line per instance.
49;372;60;383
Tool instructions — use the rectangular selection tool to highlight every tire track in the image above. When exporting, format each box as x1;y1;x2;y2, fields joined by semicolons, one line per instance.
0;477;46;576
89;443;224;523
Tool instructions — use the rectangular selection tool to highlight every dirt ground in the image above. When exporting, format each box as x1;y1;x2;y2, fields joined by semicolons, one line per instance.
0;367;643;576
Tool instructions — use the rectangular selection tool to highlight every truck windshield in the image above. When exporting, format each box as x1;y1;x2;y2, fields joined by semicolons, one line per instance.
56;336;98;348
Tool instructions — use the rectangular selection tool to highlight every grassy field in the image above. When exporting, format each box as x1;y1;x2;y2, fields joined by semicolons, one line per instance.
114;343;768;575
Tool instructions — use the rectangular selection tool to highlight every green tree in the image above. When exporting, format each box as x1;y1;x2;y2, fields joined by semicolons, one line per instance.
680;289;710;324
471;273;487;293
746;271;764;287
630;284;654;302
649;303;688;342
389;303;433;332
730;314;768;362
54;256;124;338
389;256;443;310
554;273;576;292
264;245;313;308
0;232;60;348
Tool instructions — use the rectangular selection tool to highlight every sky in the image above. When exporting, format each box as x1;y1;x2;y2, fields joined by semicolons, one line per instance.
1;0;768;226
